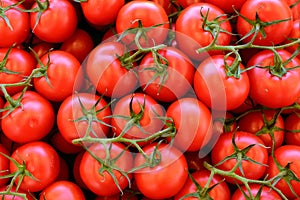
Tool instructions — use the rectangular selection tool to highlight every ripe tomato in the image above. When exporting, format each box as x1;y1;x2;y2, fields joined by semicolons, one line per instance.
184;151;211;171
284;19;300;59
176;0;203;8
175;3;232;61
284;112;300;146
56;156;70;181
166;97;212;152
267;145;300;199
247;49;300;108
57;93;111;145
236;0;293;45
85;41;138;98
39;181;85;200
10;141;60;192
33;50;83;102
80;142;133;196
237;109;285;151
1;91;55;143
174;170;231;200
231;184;282;200
72;152;88;190
134;143;188;199
194;55;250;110
115;1;169;48
50;132;83;154
0;185;35;200
0;47;36;96
211;131;268;184
0;144;10;187
0;0;30;48
204;0;246;13
285;0;300;20
30;41;56;58
30;0;77;43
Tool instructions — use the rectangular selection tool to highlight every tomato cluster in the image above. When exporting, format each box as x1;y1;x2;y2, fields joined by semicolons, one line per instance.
0;0;300;199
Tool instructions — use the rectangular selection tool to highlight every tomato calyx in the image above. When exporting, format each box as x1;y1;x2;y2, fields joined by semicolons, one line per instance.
0;0;25;31
0;45;21;76
29;0;49;31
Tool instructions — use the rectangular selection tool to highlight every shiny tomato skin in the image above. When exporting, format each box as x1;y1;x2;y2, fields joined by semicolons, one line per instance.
50;132;83;154
0;0;30;48
134;143;188;199
79;142;133;196
231;184;282;200
285;112;300;146
247;50;300;108
30;0;77;43
9;141;60;192
1;91;55;143
174;170;231;200
39;181;86;200
138;47;195;102
237;0;293;45
267;145;300;199
211;131;268;184
204;0;246;13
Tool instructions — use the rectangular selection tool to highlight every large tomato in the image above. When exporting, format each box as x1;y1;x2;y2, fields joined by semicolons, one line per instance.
0;0;30;47
231;184;282;200
30;0;77;43
211;131;268;184
194;55;250;110
79;142;133;196
236;0;293;45
1;91;55;143
247;49;300;108
175;3;232;61
9;141;60;192
134;142;188;199
284;112;300;146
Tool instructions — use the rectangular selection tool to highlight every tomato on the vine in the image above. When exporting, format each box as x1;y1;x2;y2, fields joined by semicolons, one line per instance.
284;112;300;146
231;184;282;200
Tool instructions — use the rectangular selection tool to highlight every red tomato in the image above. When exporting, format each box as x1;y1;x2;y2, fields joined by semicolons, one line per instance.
1;91;55;143
237;109;285;151
231;184;282;200
85;41;138;98
33;50;83;102
60;28;94;63
175;3;232;61
80;142;133;196
184;151;211;171
30;0;77;43
0;0;30;48
30;41;56;58
0;185;35;200
236;0;293;45
134;143;188;199
115;1;169;48
0;47;36;96
284;19;300;58
247;49;300;108
174;170;231;200
57;93;111;145
73;152;88;190
10;141;60;192
50;132;83;154
0;144;10;187
285;0;300;20
176;0;203;8
194;55;250;110
138;46;195;102
267;145;300;199
81;0;124;27
56;156;70;181
204;0;246;13
166;97;212;152
39;181;85;200
211;131;268;184
284;112;300;146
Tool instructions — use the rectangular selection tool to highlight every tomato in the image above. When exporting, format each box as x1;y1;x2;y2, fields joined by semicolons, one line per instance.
174;170;231;200
33;50;82;102
285;0;300;20
184;151;211;171
166;97;212;152
236;0;293;45
284;19;300;58
30;0;77;43
39;181;85;200
134;142;188;199
0;144;10;187
80;142;133;196
0;185;35;200
0;47;36;96
30;41;56;58
81;0;124;27
138;46;195;102
0;0;30;48
176;0;203;8
175;3;232;61
115;1;169;48
247;49;300;108
10;141;60;192
1;91;55;143
85;41;138;98
231;184;282;200
194;55;250;110
204;0;246;13
56;156;70;181
60;28;94;63
237;109;285;151
50;132;83;154
211;131;268;184
57;93;111;145
267;145;300;199
284;112;300;146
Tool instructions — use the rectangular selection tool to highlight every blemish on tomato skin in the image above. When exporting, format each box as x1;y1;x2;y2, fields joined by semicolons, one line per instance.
264;88;269;93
